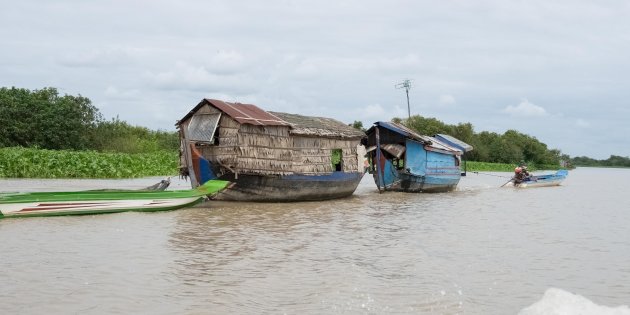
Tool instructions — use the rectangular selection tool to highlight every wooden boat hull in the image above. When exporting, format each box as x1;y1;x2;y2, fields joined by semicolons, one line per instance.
0;180;229;218
373;159;461;193
504;170;568;188
186;142;365;202
211;172;364;202
374;172;459;193
366;122;470;194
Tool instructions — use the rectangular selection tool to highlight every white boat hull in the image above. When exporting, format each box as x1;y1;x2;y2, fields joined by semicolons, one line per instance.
504;180;563;188
1;196;202;218
504;170;568;188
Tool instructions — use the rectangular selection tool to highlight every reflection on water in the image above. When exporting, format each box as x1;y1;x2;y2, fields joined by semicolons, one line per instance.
2;168;630;314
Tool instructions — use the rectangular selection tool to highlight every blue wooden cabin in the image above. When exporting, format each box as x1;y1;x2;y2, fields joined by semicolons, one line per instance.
365;122;473;193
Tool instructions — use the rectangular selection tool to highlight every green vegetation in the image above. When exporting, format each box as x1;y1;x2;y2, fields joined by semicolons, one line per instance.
0;87;178;153
2;86;619;179
0;87;99;150
464;161;516;172
92;117;178;154
0;87;179;178
349;120;366;131
331;149;342;170
393;115;568;168
571;155;630;168
0;147;178;178
465;161;562;172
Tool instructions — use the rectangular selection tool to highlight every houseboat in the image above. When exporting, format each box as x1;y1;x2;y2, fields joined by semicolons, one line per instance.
365;121;473;193
176;99;366;201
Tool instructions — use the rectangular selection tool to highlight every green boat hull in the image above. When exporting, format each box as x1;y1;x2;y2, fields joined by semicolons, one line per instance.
0;180;229;218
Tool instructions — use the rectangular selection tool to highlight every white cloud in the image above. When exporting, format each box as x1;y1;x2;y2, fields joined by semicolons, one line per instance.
504;99;548;117
57;48;137;68
294;59;321;78
364;103;387;118
354;103;406;127
205;50;249;75
147;61;257;94
369;54;424;73
575;118;590;128
3;0;630;157
104;86;140;100
439;94;456;106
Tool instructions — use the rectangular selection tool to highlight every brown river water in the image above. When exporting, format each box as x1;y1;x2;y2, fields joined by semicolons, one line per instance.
1;167;629;314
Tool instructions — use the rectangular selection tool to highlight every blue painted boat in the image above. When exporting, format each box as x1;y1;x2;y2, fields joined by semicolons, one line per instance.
365;122;473;193
504;169;568;188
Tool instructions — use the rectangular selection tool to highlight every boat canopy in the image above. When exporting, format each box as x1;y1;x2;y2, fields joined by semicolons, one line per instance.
368;121;434;144
434;134;473;152
368;122;468;155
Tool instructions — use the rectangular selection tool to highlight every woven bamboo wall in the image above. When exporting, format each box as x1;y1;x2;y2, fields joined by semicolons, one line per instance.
181;105;362;176
198;112;239;175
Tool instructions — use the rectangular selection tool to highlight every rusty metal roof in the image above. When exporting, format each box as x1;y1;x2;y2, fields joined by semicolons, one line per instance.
177;99;290;126
177;99;363;139
205;99;290;126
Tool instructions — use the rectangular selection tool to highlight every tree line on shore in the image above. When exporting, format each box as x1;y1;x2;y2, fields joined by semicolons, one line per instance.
396;116;565;168
2;86;625;171
351;116;566;169
0;87;178;153
351;116;626;169
570;155;630;168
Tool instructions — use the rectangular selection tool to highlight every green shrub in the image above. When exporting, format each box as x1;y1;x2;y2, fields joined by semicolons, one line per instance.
465;161;562;172
0;147;178;178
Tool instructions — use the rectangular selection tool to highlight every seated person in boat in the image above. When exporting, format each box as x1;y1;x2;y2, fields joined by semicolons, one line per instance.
520;163;530;176
514;166;530;184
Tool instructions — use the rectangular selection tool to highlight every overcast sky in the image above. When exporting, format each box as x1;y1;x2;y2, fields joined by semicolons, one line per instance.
2;0;629;159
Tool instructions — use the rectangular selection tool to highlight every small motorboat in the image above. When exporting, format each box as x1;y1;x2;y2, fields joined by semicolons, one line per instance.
0;179;229;218
503;170;568;188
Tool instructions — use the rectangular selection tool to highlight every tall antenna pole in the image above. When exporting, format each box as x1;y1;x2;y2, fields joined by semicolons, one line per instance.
395;79;412;119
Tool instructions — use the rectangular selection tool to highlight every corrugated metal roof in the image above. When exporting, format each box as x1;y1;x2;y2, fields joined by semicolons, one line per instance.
425;136;462;154
177;99;290;126
371;121;434;143
206;99;290;126
434;134;473;152
369;121;465;154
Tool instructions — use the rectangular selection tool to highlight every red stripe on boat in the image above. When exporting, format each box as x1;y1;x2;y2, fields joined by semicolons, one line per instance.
19;203;112;212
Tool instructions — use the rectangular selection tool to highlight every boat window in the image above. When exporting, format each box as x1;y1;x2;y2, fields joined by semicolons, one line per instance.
188;113;221;144
331;149;343;171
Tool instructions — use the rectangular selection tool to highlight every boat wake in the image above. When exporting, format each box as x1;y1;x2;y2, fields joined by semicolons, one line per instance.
519;288;630;315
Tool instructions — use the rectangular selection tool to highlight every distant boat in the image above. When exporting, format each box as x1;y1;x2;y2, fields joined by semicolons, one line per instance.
365;121;473;193
0;180;229;218
176;99;366;201
503;170;568;188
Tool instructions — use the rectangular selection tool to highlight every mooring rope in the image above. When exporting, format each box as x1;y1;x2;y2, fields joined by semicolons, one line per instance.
472;171;512;178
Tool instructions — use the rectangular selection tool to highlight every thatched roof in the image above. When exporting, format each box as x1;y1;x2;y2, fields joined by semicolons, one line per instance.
178;98;365;140
269;111;365;139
